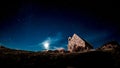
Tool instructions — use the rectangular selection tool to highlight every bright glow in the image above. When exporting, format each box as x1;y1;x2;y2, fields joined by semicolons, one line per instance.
40;33;63;50
43;41;49;50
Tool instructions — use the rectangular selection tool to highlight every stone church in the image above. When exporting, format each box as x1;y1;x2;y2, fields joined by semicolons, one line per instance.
68;34;93;52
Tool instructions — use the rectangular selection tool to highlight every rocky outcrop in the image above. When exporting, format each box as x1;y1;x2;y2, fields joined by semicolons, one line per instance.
68;34;93;52
43;48;65;53
98;41;120;50
56;48;65;53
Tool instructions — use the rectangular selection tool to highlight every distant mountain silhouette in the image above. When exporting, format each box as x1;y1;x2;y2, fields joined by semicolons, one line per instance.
0;45;33;54
0;41;120;68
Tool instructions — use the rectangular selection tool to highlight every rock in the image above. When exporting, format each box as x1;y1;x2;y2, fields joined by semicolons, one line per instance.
68;33;93;52
53;48;65;53
57;48;65;53
98;41;120;50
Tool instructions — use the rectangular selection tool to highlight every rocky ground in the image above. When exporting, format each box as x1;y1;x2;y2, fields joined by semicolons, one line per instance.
0;45;120;68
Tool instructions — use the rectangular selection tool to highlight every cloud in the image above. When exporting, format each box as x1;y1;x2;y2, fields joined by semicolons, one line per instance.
39;32;67;50
52;46;65;50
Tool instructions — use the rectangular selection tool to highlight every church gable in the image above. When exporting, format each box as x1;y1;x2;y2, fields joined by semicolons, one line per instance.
68;34;93;52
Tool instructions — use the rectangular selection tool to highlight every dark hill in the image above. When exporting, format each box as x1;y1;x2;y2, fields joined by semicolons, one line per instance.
0;42;120;68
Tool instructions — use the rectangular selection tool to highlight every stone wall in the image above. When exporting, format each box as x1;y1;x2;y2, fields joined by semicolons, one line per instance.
68;34;93;52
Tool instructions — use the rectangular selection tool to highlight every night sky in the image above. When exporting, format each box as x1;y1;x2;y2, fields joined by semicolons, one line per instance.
0;0;119;51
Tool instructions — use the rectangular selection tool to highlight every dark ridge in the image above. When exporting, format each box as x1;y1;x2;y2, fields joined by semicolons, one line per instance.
0;41;120;68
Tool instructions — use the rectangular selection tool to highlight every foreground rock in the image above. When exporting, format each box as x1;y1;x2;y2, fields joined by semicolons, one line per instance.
98;41;120;50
